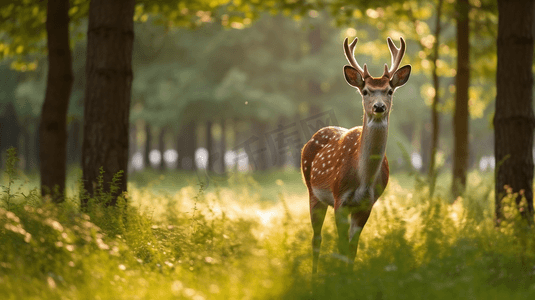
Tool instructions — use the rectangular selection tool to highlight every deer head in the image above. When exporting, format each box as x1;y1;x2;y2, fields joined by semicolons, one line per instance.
343;37;411;122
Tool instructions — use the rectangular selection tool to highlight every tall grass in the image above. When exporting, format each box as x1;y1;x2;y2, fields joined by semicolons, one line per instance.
1;149;535;299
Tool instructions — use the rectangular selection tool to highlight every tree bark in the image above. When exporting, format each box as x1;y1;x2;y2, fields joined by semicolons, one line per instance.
495;0;535;223
428;0;444;198
294;113;304;169
276;116;287;168
252;122;269;171
128;122;136;172
233;118;241;171
144;122;151;169
177;120;196;170
81;0;135;208
218;120;227;174
206;121;213;172
420;122;431;173
39;0;73;202
158;126;166;171
452;0;470;198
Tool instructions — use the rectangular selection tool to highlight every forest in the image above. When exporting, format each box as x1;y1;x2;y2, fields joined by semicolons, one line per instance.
1;0;535;299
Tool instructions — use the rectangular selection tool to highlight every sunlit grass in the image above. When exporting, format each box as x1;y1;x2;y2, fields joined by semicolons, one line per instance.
1;157;535;299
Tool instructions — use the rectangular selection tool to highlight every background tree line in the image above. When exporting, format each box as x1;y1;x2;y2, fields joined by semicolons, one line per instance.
0;0;532;223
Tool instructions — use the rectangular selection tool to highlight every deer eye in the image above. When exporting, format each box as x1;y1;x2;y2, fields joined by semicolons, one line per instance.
362;90;368;96
387;90;393;96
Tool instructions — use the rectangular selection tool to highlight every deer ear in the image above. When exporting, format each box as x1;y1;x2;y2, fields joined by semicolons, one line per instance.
390;65;411;89
344;65;365;89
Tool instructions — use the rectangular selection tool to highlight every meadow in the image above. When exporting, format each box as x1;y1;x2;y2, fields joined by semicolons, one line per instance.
1;156;535;299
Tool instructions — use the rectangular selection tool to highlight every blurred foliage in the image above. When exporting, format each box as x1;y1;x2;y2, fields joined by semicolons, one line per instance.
1;0;500;169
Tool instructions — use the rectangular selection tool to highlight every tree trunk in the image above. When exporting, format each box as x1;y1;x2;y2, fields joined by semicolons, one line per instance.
128;122;136;172
252;122;269;171
206;121;213;172
428;0;444;198
158;126;166;171
276;116;287;168
218;120;227;174
495;0;535;224
293;112;304;169
177;120;196;170
452;0;470;199
39;0;73;202
420;122;431;173
81;0;135;208
233;119;241;171
144;122;151;169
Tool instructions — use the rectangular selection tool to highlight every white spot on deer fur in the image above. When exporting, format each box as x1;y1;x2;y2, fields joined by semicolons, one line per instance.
328;154;331;158
328;161;331;164
304;167;308;171
343;145;346;149
304;160;307;164
323;163;325;167
315;140;319;144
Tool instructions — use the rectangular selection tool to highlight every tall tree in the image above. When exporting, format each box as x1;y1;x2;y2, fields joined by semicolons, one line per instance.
428;0;444;197
144;122;152;169
39;0;73;201
218;120;227;173
81;0;135;208
177;120;197;170
494;0;535;223
451;0;470;198
206;121;213;172
158;126;166;170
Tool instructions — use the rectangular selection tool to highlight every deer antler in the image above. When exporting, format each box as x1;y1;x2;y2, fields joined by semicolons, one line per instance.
344;37;371;79
383;37;406;79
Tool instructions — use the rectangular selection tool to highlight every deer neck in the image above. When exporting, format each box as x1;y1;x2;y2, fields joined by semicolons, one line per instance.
355;113;389;186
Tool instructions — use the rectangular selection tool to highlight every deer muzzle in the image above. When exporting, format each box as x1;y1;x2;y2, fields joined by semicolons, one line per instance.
373;103;386;114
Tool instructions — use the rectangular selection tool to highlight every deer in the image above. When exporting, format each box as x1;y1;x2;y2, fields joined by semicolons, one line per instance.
300;36;411;273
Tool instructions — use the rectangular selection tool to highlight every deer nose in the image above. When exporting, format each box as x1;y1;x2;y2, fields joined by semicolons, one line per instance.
373;103;386;113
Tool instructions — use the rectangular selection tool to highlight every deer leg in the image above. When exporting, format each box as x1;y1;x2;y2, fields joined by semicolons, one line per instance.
334;207;350;264
310;196;328;273
349;211;370;264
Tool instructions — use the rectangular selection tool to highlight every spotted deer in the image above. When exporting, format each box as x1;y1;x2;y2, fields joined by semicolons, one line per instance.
301;37;411;273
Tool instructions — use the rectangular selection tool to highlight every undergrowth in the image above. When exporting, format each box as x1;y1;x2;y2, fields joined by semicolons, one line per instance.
1;147;535;299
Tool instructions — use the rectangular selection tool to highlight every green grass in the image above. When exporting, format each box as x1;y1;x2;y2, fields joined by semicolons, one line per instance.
1;155;534;299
